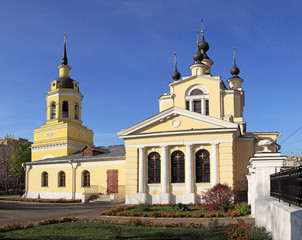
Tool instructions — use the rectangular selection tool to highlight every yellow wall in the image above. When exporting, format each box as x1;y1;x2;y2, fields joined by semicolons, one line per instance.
27;159;126;198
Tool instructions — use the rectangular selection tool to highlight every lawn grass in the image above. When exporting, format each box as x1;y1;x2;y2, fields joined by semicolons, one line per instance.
0;221;227;240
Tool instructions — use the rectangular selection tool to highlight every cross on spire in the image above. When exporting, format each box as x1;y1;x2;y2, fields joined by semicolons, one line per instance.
201;19;204;36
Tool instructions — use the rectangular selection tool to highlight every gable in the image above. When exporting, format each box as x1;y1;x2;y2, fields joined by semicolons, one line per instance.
118;107;238;137
138;115;217;134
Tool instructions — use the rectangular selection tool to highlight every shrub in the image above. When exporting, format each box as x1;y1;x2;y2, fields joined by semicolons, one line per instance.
199;184;236;210
172;203;189;211
248;226;272;240
110;226;123;239
135;204;150;211
220;200;230;213
226;220;250;240
234;202;249;216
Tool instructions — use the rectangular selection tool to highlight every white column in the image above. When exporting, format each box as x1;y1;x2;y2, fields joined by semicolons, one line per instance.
185;144;193;193
184;144;195;204
161;145;168;193
160;145;170;204
189;100;193;112
211;143;218;187
201;98;205;115
138;147;145;193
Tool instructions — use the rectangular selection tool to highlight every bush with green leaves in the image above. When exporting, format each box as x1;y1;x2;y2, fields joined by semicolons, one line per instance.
248;226;272;240
172;203;189;211
234;202;249;216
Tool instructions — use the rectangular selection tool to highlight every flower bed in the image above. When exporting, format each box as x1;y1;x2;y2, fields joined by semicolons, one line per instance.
100;203;243;218
0;197;81;203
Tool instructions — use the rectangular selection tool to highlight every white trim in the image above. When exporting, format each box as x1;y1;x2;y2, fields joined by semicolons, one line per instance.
125;138;233;148
40;155;55;160
46;91;83;100
121;128;238;139
185;84;209;95
31;142;84;152
168;75;221;87
34;125;93;134
118;107;239;137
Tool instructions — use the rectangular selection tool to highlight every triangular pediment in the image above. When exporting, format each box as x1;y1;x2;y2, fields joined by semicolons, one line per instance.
118;107;238;137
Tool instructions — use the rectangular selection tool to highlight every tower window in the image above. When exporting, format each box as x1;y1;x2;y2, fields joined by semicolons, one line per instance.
148;152;161;184
62;101;69;118
190;89;203;95
185;86;209;115
186;101;190;110
50;102;56;119
205;100;209;115
171;150;185;183
75;103;79;120
193;100;201;113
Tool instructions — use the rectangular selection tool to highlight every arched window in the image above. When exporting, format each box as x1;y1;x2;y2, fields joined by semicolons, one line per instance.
42;171;48;187
82;170;90;187
185;86;209;115
171;150;185;183
190;89;203;95
62;101;69;118
50;102;56;119
75;103;79;120
196;149;210;183
58;171;66;187
148;152;161;184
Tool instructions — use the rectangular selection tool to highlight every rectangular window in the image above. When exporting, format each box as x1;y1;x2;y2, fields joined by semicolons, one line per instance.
193;100;201;113
186;101;190;110
205;100;209;115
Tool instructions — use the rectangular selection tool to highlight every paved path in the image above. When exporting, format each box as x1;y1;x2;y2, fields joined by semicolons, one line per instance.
0;201;115;226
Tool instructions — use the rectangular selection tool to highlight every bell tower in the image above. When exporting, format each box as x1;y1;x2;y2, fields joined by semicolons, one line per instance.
31;34;94;161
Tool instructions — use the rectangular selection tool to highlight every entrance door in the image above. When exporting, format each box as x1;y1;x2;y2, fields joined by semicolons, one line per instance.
107;170;118;194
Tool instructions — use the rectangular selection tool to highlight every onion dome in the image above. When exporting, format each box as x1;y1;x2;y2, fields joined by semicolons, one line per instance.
230;47;240;77
193;30;204;63
198;20;210;59
171;52;181;80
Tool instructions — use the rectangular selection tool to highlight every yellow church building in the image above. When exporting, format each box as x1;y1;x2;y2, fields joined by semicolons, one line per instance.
24;27;280;204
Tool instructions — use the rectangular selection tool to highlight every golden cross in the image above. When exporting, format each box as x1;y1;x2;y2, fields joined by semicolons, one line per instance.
174;52;177;66
199;153;207;158
197;29;199;44
201;19;204;36
64;33;67;44
175;153;181;160
233;47;236;61
151;155;157;161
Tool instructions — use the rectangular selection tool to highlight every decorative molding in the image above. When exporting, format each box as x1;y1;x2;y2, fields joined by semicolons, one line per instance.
125;138;233;149
44;132;55;137
171;119;181;128
31;142;84;152
34;125;93;134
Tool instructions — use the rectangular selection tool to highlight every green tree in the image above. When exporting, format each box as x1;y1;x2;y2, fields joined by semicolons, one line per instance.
10;142;31;192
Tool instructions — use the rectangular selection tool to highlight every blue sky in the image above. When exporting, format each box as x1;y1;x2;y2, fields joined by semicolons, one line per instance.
0;0;302;156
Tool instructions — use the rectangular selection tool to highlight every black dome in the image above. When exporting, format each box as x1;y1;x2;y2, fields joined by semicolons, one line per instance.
56;77;74;89
171;68;181;80
198;36;209;52
193;49;203;62
230;62;240;76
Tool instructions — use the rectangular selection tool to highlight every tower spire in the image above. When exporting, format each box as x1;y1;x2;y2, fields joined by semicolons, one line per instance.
171;52;181;80
193;29;203;63
62;33;68;65
230;47;240;77
198;19;210;59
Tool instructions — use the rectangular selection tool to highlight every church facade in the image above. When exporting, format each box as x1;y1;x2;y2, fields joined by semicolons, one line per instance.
24;28;280;204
